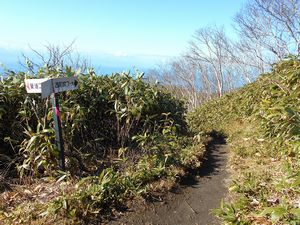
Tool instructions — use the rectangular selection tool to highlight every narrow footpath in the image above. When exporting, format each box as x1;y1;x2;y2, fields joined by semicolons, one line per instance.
110;133;229;225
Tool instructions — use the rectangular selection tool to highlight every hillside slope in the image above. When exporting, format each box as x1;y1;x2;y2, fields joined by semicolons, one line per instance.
188;59;300;224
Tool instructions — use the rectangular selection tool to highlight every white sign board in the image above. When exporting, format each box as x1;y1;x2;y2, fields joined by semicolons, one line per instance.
25;78;49;94
25;77;78;98
41;77;78;98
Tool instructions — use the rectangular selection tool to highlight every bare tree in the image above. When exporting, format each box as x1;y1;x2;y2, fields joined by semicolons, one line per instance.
187;25;235;97
149;0;300;111
148;55;230;110
234;0;300;65
148;58;205;110
227;39;267;84
21;41;90;75
170;58;201;110
149;26;245;110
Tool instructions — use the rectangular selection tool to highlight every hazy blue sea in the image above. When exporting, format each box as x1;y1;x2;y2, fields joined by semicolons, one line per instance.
0;62;150;76
0;48;157;77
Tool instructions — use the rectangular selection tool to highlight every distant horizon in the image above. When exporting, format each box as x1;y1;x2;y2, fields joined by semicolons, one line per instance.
0;46;169;75
0;58;153;76
0;1;247;72
0;64;151;76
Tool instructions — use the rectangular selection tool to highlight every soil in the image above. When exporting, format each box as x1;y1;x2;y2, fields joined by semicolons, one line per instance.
108;133;229;225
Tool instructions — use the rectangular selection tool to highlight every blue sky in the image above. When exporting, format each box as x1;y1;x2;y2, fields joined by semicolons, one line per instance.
0;0;247;73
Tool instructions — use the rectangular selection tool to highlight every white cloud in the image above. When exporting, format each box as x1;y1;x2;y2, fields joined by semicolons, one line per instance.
114;51;128;57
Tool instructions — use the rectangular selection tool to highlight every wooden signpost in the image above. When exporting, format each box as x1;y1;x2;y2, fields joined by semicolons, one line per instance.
25;77;79;171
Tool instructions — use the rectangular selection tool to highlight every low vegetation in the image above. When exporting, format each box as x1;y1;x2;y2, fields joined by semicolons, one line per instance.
0;67;204;224
188;59;300;224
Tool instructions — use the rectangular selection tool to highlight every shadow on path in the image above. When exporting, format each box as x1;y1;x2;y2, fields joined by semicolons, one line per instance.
180;131;227;186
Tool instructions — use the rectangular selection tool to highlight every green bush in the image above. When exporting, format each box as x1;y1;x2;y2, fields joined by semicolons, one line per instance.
188;59;300;153
0;67;187;177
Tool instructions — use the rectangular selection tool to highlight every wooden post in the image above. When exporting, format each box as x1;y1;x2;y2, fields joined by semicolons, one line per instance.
25;77;79;171
51;93;65;171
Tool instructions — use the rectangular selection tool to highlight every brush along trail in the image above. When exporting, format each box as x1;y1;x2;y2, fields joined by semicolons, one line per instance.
109;133;229;225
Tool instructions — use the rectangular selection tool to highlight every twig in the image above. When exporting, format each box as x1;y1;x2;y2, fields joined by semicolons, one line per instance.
184;198;197;214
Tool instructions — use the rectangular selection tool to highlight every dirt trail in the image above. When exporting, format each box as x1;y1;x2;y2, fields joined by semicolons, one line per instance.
109;134;228;225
